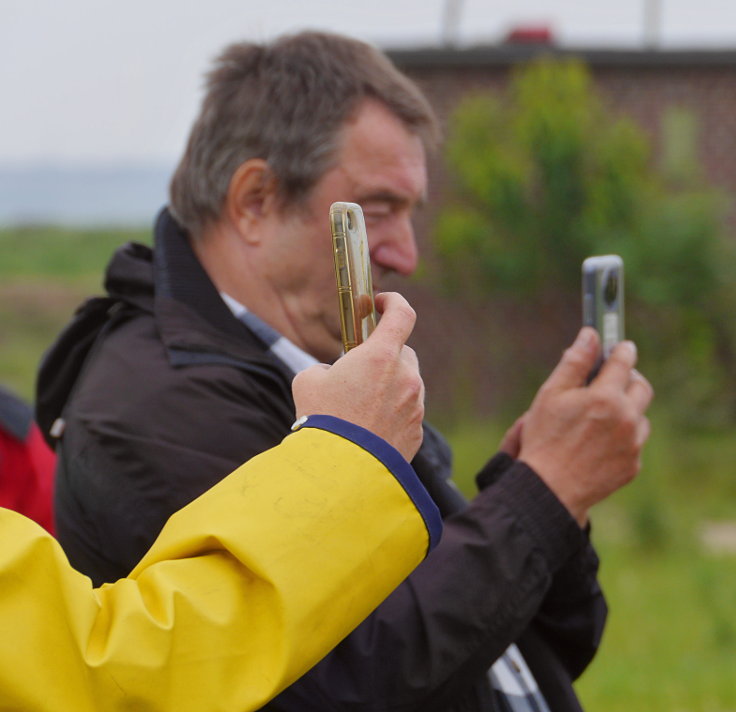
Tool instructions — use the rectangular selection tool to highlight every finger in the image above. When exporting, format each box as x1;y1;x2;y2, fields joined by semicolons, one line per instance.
636;415;651;447
541;327;600;392
626;370;654;413
399;344;420;372
370;292;416;350
499;413;526;456
398;346;425;402
595;340;638;389
356;293;375;321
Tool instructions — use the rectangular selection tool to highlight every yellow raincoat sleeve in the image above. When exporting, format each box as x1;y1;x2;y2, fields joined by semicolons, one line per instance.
0;415;441;711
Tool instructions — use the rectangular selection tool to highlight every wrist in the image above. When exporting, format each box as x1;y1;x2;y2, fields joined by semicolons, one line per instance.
518;456;590;529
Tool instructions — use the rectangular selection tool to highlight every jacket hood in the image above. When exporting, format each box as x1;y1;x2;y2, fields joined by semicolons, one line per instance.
35;240;155;447
105;240;155;306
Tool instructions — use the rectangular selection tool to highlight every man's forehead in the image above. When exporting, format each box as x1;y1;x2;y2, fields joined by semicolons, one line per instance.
337;136;427;202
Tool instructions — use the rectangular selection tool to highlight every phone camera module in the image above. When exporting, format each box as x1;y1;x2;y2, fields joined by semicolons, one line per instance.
346;210;354;231
603;271;619;306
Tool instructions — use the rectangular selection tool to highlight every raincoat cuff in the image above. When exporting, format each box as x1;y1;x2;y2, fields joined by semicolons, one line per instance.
293;414;442;551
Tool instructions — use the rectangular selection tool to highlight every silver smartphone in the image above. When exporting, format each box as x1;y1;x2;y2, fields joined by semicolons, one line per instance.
330;202;377;353
582;254;624;378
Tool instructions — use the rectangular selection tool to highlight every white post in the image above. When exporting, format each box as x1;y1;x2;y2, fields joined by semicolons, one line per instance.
644;0;663;48
442;0;465;47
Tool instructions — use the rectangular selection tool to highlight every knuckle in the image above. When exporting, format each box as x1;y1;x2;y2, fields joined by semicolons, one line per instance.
562;346;588;370
631;369;653;392
610;342;636;365
368;343;394;368
397;301;417;324
290;369;309;391
401;376;424;409
640;415;652;441
536;380;557;401
641;379;655;402
408;407;425;431
407;375;423;399
617;411;640;443
587;388;618;416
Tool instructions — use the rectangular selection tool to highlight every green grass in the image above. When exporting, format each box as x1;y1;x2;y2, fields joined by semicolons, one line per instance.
0;224;150;280
578;543;736;710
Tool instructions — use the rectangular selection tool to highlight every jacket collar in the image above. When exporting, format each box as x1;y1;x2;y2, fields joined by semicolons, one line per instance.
152;207;288;374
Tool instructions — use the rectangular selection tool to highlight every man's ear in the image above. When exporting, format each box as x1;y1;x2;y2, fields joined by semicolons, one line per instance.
225;159;278;243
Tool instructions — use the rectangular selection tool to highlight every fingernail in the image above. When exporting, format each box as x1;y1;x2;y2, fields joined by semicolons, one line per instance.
576;327;594;349
620;341;637;360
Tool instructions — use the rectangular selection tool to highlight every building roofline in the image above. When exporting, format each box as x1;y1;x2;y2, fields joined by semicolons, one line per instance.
387;44;736;69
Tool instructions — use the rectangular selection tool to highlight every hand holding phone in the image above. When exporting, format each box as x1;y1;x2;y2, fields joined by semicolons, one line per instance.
330;202;377;352
582;254;624;380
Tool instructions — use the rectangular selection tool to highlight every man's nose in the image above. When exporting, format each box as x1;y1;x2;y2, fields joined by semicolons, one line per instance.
371;219;419;277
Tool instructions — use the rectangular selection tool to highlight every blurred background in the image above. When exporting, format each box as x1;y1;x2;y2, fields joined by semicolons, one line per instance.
2;1;735;708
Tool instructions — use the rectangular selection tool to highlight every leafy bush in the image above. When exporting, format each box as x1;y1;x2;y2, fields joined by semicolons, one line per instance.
433;57;735;424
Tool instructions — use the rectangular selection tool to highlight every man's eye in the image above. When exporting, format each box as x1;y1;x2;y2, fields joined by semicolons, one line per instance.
363;208;392;225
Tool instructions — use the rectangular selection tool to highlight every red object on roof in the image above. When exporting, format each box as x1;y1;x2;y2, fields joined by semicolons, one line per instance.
504;25;555;45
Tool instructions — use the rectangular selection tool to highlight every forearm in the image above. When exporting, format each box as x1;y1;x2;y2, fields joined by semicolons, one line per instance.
0;422;440;712
54;381;300;585
267;459;588;712
478;451;607;677
526;528;607;679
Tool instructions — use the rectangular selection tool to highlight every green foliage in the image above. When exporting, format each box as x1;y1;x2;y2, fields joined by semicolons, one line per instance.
434;57;736;424
437;59;650;295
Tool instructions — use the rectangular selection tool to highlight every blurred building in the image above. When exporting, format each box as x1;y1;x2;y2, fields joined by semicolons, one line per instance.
389;39;736;218
384;41;736;420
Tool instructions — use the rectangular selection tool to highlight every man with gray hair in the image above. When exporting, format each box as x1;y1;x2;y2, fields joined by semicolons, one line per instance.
38;31;653;712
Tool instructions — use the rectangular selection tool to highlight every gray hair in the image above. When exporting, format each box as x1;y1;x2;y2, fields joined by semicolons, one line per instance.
169;31;439;236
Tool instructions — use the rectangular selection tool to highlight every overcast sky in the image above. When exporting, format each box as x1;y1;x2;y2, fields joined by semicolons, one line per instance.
2;0;735;166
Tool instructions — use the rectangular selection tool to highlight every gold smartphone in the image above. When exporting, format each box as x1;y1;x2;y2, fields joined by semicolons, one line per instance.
330;202;377;352
582;254;625;379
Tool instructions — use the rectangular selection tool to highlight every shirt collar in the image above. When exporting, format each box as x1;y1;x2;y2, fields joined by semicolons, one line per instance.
220;292;319;375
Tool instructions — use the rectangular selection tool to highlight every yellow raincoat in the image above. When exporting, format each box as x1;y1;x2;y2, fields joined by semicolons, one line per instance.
0;419;440;710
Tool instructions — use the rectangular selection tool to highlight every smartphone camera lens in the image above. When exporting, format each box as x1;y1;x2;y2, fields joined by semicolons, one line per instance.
603;271;619;306
346;210;354;231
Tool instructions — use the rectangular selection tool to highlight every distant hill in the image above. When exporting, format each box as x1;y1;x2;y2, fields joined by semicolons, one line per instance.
0;163;173;227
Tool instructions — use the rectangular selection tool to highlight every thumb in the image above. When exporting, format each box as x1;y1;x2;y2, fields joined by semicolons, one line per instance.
499;413;526;457
369;292;416;352
542;327;600;392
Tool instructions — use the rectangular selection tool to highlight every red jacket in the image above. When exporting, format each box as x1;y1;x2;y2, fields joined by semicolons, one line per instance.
0;387;56;533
